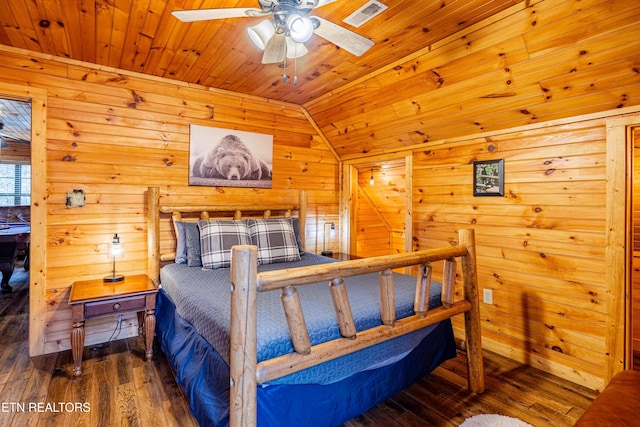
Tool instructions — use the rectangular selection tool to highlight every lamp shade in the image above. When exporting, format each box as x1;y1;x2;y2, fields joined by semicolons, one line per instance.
248;20;276;50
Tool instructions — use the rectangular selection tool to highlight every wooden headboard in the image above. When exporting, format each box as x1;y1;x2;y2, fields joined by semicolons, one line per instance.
146;186;307;283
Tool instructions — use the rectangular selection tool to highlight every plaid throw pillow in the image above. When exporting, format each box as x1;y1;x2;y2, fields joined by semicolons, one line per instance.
198;220;250;269
246;218;301;264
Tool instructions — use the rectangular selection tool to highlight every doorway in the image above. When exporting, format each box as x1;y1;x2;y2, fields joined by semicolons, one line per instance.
0;98;31;293
0;82;47;357
343;155;412;258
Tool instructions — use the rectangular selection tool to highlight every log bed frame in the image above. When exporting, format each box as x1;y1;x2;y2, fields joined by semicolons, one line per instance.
146;186;484;427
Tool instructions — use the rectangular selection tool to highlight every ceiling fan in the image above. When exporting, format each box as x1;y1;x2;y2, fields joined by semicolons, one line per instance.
172;0;375;65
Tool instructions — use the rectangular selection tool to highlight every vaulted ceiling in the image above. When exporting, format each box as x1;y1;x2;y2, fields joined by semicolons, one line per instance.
1;0;639;160
0;0;520;105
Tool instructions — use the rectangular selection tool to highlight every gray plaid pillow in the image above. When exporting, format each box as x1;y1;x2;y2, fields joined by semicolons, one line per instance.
198;220;250;269
246;218;301;264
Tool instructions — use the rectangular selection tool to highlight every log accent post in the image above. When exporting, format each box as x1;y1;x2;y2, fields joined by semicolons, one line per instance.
234;210;242;220
281;285;311;354
414;263;432;317
201;211;210;220
442;258;456;307
230;245;259;427
329;278;357;339
147;186;160;284
264;209;271;218
459;228;485;393
379;268;396;326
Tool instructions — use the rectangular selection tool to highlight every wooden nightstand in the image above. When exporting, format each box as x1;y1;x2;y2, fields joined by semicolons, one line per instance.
68;274;158;377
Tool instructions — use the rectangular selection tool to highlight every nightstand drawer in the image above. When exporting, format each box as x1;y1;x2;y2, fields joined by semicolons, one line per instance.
85;295;147;318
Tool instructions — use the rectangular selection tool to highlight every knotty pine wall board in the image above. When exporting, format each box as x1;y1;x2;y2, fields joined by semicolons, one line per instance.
411;117;609;388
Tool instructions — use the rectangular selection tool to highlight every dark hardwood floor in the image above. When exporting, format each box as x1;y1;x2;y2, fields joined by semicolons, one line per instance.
1;266;598;427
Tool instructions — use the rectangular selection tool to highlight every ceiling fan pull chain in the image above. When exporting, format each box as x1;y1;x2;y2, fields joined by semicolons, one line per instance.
282;55;288;83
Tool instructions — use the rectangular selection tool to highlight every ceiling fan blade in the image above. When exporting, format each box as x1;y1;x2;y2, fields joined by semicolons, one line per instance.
316;0;338;7
172;8;263;22
0;133;30;144
313;16;374;56
262;33;286;64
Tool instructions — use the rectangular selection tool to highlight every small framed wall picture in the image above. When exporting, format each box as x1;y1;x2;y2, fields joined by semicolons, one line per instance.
473;159;504;196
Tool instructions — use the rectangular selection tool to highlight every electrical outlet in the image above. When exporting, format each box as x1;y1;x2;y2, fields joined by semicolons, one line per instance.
483;289;493;305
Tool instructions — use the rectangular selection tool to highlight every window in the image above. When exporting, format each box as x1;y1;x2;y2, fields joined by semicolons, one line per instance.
0;164;31;206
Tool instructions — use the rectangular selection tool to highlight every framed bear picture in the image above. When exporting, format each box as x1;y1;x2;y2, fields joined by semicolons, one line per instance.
189;125;273;188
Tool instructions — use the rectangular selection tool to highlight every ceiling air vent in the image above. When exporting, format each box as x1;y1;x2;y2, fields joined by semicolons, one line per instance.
343;1;388;28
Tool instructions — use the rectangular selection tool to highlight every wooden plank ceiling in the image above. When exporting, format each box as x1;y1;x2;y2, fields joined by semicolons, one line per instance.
0;0;520;106
3;1;637;160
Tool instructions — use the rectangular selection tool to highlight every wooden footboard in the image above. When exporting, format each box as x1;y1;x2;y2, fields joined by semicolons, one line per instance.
229;229;484;427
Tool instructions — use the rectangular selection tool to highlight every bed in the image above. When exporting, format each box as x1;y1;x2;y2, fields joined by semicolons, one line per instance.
146;187;484;427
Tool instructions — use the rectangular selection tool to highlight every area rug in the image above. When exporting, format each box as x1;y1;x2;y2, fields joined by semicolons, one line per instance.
459;414;534;427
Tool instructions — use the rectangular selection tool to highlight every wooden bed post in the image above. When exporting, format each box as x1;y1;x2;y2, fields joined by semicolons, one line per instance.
459;228;485;393
147;187;160;284
230;245;259;427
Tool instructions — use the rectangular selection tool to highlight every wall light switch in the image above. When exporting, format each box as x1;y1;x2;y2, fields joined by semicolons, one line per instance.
483;289;493;305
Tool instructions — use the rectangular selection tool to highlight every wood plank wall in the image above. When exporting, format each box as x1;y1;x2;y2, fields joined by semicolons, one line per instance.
412;118;608;389
355;186;389;258
0;45;338;355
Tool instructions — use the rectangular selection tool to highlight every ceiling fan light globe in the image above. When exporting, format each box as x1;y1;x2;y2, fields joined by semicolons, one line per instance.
287;14;313;43
248;20;276;50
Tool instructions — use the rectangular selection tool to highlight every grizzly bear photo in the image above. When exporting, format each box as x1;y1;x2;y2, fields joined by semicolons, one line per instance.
189;126;273;188
192;134;271;181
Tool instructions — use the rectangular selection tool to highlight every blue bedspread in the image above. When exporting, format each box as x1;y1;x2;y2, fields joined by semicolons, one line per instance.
156;289;456;426
160;252;445;385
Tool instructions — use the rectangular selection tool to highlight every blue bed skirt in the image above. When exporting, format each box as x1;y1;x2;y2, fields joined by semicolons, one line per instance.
156;288;456;426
